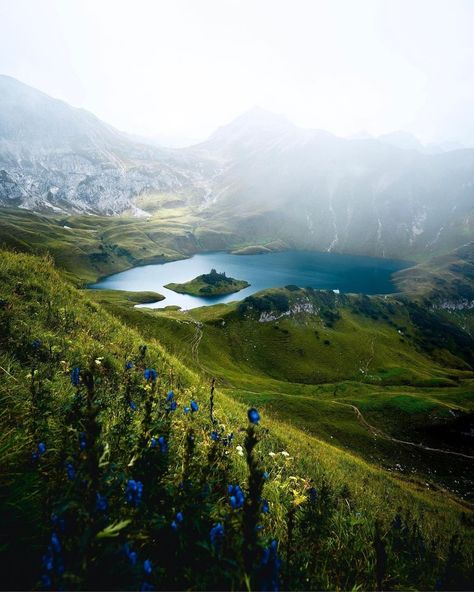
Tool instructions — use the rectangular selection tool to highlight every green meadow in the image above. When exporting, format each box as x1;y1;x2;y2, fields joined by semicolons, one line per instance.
1;210;473;590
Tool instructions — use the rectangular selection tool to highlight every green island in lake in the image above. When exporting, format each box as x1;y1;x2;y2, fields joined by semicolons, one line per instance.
165;268;249;296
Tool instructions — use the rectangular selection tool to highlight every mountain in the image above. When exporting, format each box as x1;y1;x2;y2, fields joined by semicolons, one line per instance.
0;75;216;214
0;78;473;260
196;108;474;259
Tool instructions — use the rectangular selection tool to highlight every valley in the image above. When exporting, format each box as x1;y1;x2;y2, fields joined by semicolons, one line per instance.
1;74;474;590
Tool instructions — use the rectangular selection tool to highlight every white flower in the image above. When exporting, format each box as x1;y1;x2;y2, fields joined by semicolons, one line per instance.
280;451;290;457
236;445;244;456
269;452;276;457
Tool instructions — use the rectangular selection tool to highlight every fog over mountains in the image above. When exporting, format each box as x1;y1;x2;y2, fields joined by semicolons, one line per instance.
1;75;473;258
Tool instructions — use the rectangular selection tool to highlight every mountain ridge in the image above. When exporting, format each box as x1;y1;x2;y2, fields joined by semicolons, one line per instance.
0;76;473;261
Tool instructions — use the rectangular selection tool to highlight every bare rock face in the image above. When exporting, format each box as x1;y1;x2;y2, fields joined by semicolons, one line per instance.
0;75;218;214
258;299;316;322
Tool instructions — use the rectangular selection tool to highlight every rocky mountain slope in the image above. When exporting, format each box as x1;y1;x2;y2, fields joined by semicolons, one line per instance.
197;108;474;259
1;77;473;259
0;75;217;214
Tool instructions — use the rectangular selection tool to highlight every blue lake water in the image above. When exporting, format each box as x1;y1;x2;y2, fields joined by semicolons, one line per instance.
90;250;411;310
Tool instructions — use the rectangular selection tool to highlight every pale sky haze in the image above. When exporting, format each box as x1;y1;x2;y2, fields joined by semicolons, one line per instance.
1;0;473;146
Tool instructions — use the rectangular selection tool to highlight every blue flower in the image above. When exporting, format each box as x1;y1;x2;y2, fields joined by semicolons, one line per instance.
66;462;75;481
171;512;183;531
210;522;224;547
308;487;317;503
211;430;220;441
70;367;80;386
125;361;134;370
166;390;174;401
79;432;87;451
183;406;190;414
248;408;260;424
228;484;245;509
130;401;137;411
158;436;168;453
51;532;61;554
262;499;270;514
123;543;138;566
143;559;152;575
262;471;269;480
140;583;155;592
126;479;144;507
38;442;46;456
169;400;177;411
42;549;54;571
150;437;158;449
32;339;42;349
41;574;52;588
260;539;281;591
144;368;157;382
190;400;199;412
96;493;108;512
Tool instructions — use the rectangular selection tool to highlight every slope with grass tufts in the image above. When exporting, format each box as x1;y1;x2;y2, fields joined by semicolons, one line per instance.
1;249;473;590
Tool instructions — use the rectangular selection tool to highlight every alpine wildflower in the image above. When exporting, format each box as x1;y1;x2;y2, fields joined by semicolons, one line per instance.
129;401;137;411
210;522;224;548
190;400;199;412
126;479;144;507
123;543;138;566
125;361;134;370
96;493;108;513
143;559;152;575
70;367;80;387
248;407;260;424
158;436;168;453
211;430;220;442
166;390;174;402
79;432;87;451
183;406;190;414
144;368;157;382
171;511;183;531
262;499;270;514
260;539;281;591
38;442;46;455
66;462;76;481
228;484;245;509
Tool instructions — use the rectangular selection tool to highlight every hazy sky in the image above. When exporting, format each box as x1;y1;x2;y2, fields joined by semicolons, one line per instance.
1;0;473;145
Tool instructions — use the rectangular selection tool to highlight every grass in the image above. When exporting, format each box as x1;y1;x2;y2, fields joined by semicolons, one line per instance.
1;249;473;590
165;270;249;296
106;287;474;500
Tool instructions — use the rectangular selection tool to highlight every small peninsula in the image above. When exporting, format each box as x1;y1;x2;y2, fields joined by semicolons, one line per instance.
165;269;250;296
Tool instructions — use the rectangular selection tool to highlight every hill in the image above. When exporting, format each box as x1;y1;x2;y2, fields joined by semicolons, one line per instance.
1;249;473;590
165;269;249;296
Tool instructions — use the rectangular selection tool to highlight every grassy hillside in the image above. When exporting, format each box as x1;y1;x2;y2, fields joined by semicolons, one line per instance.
0;207;238;283
1;249;473;590
104;287;474;500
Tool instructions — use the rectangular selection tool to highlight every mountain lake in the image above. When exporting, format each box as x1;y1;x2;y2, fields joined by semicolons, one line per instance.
90;250;412;310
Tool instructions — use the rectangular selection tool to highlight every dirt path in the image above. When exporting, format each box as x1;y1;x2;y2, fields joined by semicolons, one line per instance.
332;400;474;460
